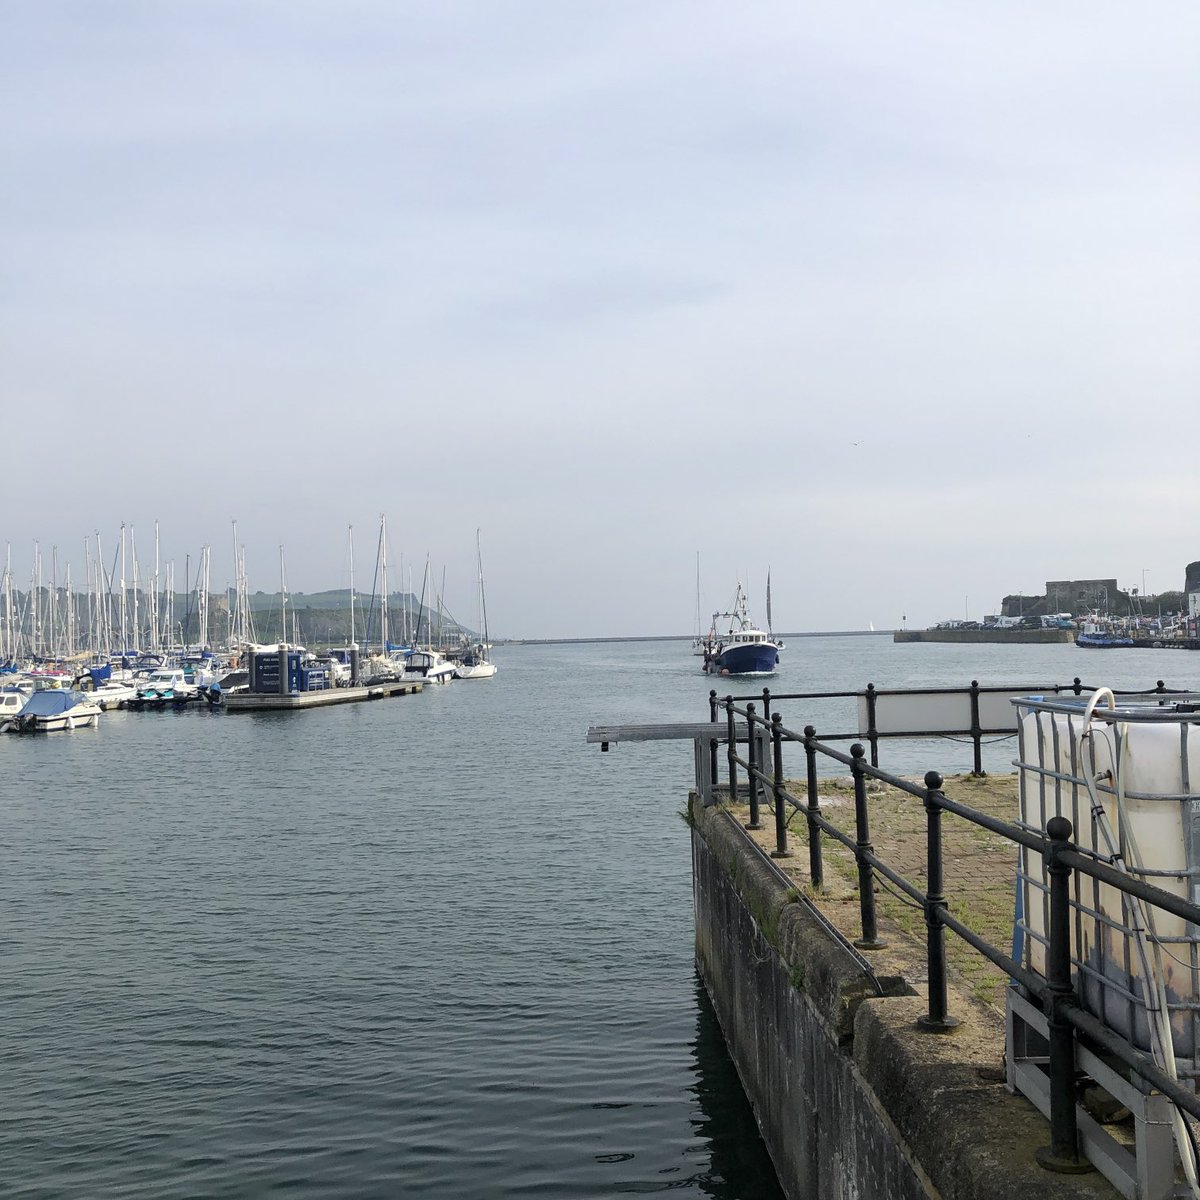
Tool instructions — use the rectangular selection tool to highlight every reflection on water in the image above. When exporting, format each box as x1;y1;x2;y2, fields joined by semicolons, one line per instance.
689;976;787;1200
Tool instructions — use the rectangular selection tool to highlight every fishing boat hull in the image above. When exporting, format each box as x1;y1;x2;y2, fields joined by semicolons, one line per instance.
709;641;780;676
1076;633;1135;648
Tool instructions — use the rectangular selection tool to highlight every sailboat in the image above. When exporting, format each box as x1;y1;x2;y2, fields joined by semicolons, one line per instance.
691;553;708;655
455;531;497;680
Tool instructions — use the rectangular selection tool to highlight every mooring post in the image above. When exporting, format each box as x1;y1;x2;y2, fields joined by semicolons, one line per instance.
771;713;791;859
1036;816;1092;1175
969;679;985;777
803;725;824;889
918;771;959;1032
725;696;738;806
745;703;762;830
851;743;885;949
709;689;719;788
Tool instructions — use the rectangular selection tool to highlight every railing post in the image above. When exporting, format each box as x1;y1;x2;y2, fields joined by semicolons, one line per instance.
918;771;959;1032
851;743;886;949
725;696;737;804
745;702;762;830
709;689;719;789
803;725;824;889
864;683;880;767
1036;816;1092;1175
770;713;791;859
969;679;985;777
1072;676;1083;696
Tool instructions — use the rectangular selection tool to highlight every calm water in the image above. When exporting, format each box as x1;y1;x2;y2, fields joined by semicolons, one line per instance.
4;636;1197;1197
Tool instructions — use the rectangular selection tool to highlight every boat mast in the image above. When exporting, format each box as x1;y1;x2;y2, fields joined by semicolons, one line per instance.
348;524;356;648
477;529;490;653
278;545;287;646
379;515;388;655
119;523;127;653
151;521;161;654
130;525;141;653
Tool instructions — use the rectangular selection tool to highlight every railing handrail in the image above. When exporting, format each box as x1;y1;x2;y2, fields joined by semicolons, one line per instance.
709;692;1200;1162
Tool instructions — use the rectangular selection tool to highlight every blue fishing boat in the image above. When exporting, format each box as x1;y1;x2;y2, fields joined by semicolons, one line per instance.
702;583;781;676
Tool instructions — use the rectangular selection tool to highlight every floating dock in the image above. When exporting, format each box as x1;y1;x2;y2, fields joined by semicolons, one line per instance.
224;681;422;712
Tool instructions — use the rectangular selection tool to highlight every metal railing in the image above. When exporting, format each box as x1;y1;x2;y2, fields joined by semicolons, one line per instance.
712;677;1191;774
714;692;1200;1175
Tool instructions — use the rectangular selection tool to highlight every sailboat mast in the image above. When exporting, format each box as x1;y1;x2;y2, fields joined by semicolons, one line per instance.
278;545;286;645
348;524;356;648
380;516;388;655
477;529;490;648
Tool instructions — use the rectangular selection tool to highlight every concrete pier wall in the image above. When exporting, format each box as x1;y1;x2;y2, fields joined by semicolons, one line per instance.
689;794;1117;1200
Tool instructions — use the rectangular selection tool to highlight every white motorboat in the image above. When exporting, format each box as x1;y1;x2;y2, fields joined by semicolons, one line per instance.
5;689;102;733
90;680;140;710
401;649;457;685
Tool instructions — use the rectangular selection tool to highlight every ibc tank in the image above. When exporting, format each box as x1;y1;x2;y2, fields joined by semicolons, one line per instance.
1014;693;1200;1071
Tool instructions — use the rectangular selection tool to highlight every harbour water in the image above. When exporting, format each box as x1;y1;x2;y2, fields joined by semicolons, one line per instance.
4;636;1197;1197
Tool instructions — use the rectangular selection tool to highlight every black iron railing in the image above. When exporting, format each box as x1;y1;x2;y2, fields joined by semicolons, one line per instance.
712;677;1190;773
714;692;1200;1174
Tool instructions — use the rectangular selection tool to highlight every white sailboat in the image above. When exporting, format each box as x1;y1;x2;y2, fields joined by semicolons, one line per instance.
691;552;708;655
456;531;497;680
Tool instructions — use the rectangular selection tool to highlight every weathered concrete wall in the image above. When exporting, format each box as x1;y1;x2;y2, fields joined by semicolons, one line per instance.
690;794;1117;1200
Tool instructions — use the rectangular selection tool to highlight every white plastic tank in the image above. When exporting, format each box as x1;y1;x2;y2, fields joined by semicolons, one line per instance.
1014;692;1200;1070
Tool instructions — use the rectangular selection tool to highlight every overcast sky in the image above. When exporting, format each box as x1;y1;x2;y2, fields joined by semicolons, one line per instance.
3;2;1198;638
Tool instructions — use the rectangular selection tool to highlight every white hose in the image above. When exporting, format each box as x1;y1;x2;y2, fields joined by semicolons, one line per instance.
1078;688;1199;1196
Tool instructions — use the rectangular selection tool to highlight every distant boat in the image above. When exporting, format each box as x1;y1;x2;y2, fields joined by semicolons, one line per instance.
702;582;780;677
691;553;707;655
1076;632;1135;649
456;531;497;680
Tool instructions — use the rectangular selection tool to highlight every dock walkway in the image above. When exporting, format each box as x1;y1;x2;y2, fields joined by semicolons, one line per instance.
224;681;422;711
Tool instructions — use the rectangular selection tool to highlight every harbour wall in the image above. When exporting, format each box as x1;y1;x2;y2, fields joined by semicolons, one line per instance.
688;793;1116;1200
893;628;1074;644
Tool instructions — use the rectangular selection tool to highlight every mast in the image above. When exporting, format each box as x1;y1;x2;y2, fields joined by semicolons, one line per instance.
49;546;59;658
379;515;388;655
119;523;127;653
130;525;140;652
477;529;490;651
348;524;356;648
151;521;161;654
279;545;287;646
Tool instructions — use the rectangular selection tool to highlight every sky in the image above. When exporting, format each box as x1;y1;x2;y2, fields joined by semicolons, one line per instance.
3;2;1198;638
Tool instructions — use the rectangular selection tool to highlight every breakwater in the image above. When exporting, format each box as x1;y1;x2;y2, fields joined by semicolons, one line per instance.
894;628;1075;644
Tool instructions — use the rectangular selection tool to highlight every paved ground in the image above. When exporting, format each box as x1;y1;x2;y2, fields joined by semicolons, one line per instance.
732;771;1023;1023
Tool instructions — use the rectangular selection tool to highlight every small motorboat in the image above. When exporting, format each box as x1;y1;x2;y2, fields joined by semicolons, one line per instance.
5;689;102;733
